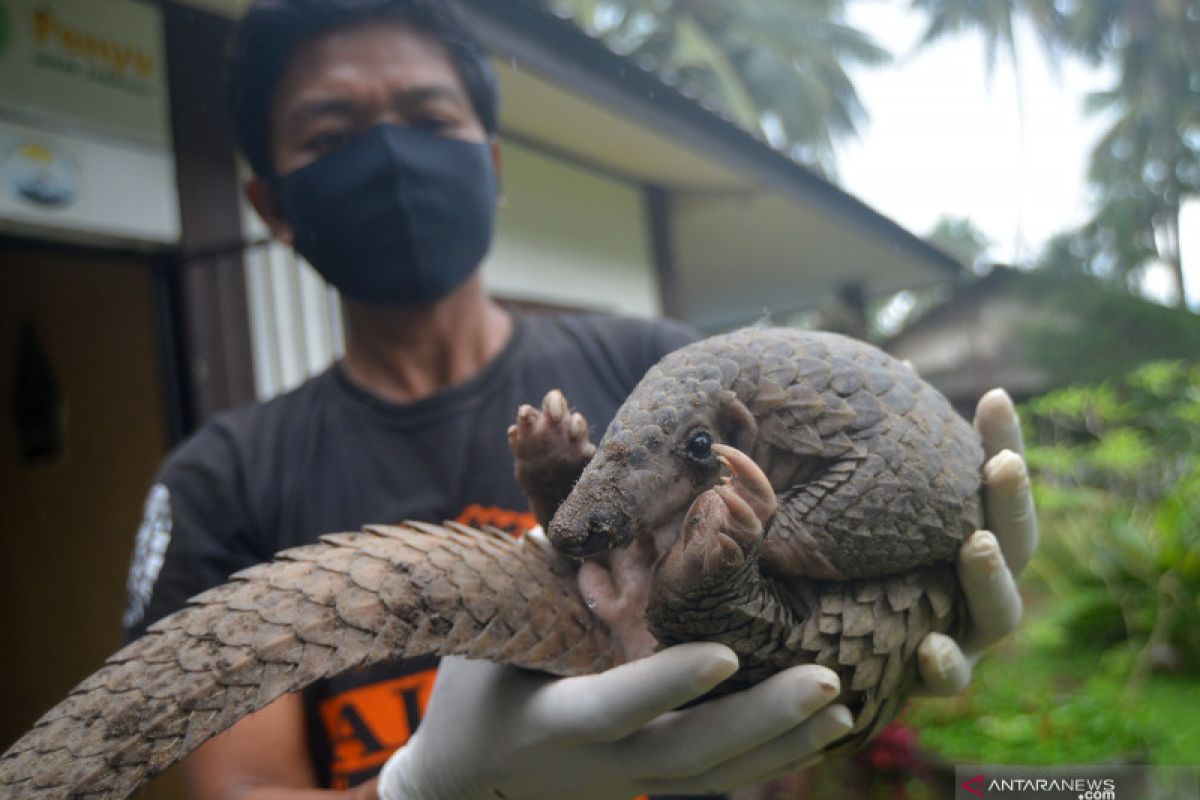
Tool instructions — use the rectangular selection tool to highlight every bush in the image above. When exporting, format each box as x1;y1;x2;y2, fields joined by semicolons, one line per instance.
1023;360;1200;676
905;360;1200;768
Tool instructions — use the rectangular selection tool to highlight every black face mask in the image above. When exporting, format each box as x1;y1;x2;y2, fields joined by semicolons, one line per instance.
272;124;496;306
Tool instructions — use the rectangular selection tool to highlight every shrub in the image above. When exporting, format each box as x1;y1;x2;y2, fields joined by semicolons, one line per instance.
1024;360;1200;677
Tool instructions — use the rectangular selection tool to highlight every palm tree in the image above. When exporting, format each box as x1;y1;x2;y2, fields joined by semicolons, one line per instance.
1071;0;1199;307
926;215;991;266
547;0;891;175
908;0;1063;76
911;0;1199;307
907;0;1065;258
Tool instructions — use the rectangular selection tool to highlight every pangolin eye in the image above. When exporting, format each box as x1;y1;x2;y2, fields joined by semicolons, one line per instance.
686;431;713;460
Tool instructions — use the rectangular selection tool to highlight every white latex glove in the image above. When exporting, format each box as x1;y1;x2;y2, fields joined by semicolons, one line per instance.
915;387;1038;695
377;643;853;800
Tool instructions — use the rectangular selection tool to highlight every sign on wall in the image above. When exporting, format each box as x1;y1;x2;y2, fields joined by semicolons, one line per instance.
0;118;179;243
0;0;170;146
0;0;178;244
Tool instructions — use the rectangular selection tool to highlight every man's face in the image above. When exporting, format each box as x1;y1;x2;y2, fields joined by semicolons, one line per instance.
248;19;495;245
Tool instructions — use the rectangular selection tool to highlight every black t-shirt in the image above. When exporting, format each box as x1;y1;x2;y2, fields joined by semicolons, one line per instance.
123;311;697;789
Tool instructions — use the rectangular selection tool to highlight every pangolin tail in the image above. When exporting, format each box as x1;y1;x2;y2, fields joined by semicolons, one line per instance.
0;522;615;799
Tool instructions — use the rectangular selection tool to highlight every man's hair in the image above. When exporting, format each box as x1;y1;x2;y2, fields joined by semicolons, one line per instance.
227;0;499;178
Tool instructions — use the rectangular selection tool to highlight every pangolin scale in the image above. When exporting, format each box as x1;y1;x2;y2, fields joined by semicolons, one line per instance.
0;328;982;799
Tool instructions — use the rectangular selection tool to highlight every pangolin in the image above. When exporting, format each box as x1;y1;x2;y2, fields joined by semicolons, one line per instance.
0;327;982;799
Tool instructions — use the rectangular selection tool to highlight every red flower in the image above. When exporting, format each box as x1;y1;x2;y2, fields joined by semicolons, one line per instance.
866;722;919;773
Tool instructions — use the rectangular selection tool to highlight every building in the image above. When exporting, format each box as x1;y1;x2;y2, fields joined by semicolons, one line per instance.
883;267;1050;414
886;265;1200;415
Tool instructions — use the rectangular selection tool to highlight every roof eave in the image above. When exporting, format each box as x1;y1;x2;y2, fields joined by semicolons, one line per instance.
459;0;966;279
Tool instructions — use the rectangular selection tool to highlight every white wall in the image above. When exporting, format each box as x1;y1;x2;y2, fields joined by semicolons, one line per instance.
239;195;345;402
485;140;659;318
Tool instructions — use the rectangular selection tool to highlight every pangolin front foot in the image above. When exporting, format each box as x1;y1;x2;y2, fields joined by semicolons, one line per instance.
508;389;596;528
647;445;800;691
576;445;782;667
653;444;778;597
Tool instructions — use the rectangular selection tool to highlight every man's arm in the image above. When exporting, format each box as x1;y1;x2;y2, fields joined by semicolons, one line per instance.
124;425;265;643
124;426;347;798
183;695;365;800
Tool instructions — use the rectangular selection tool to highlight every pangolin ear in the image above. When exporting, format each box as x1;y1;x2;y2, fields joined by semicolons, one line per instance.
717;390;757;453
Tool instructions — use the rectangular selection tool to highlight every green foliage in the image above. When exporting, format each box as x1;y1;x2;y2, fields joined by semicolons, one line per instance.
924;216;991;265
1023;360;1200;674
908;0;1064;77
906;598;1200;764
545;0;890;173
909;360;1200;766
1016;271;1200;385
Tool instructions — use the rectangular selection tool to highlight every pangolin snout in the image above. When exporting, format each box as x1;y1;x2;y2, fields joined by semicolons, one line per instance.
551;507;632;558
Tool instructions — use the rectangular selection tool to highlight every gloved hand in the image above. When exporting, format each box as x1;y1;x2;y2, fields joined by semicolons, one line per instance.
915;387;1038;694
377;643;852;800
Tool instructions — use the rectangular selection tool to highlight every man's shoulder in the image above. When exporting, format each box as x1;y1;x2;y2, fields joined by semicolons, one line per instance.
516;310;699;398
164;369;335;471
531;310;696;345
219;368;332;434
525;310;698;365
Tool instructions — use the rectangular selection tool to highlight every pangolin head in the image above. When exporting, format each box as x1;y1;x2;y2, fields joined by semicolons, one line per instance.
548;350;742;558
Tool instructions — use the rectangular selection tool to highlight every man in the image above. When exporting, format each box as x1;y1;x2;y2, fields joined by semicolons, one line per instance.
123;1;1036;798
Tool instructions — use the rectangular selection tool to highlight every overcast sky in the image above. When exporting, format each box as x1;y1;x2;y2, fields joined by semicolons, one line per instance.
834;1;1199;309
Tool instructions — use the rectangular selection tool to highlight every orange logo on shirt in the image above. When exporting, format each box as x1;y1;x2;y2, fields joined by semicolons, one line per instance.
317;668;438;788
455;504;536;537
316;506;535;788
